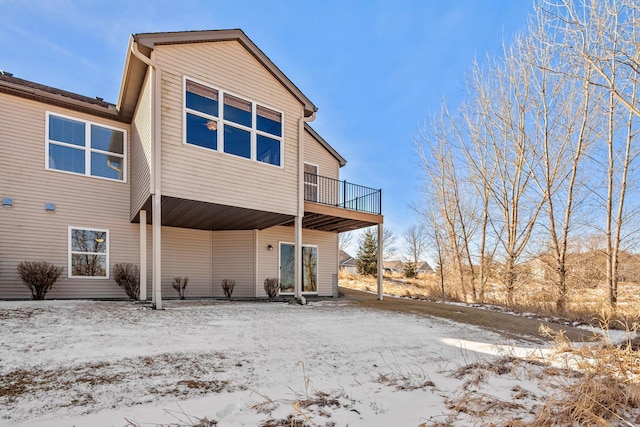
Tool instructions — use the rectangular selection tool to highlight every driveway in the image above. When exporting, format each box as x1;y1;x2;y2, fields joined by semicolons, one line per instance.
338;287;595;343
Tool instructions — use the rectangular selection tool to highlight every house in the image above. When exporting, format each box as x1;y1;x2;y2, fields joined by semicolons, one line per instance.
415;261;434;275
383;260;433;276
338;250;357;275
383;260;404;275
0;29;384;306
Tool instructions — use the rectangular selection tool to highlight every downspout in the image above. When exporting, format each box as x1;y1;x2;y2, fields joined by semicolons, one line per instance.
131;41;163;310
295;111;316;299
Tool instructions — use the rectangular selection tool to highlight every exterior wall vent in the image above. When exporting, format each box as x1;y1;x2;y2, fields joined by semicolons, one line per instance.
2;197;13;207
45;202;56;212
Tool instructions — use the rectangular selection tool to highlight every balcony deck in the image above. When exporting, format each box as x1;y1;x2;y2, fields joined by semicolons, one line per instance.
133;174;382;234
290;174;383;233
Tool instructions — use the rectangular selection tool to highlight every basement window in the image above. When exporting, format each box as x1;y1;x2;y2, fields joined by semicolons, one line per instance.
69;227;109;278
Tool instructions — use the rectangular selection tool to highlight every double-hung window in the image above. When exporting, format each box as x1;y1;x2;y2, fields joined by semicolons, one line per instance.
46;113;126;181
69;227;109;278
184;79;283;167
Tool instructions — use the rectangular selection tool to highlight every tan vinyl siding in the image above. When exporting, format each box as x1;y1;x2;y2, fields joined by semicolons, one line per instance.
161;227;212;298
130;70;152;219
154;41;302;216
304;129;339;180
0;94;136;299
211;230;255;298
255;227;281;297
257;226;338;297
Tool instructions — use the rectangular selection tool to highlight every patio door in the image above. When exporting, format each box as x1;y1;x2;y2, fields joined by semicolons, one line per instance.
304;163;318;202
279;243;318;294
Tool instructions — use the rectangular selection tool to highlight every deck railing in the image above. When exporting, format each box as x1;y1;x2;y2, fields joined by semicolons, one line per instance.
304;173;382;215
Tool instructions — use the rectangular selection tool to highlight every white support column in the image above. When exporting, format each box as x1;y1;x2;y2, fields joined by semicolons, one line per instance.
152;195;162;309
131;42;162;309
151;65;163;310
377;223;384;301
254;229;259;296
294;216;302;299
139;210;147;302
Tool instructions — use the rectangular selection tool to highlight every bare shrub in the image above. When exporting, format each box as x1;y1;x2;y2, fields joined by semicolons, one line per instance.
263;277;279;300
172;277;189;300
221;279;235;300
17;261;63;300
112;263;140;300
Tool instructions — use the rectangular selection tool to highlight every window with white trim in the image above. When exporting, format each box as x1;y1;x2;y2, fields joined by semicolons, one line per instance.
69;227;109;278
46;113;126;181
184;79;283;166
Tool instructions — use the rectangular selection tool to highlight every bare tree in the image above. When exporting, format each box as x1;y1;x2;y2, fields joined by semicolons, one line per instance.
467;35;546;306
519;6;600;312
381;227;398;260
540;0;640;308
415;105;481;301
338;231;353;253
402;224;428;267
414;200;447;302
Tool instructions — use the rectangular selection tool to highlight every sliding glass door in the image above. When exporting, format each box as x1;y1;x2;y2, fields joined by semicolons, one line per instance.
279;243;318;294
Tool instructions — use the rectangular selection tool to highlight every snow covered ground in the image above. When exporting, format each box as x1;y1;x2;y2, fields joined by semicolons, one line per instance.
0;298;586;426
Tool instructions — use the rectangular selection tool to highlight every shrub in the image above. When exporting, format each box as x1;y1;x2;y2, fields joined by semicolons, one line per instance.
263;277;279;300
221;279;236;300
172;277;189;300
113;263;140;300
17;261;63;300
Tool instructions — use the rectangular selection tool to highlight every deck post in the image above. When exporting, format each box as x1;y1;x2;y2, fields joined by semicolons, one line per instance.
377;222;383;301
151;65;162;310
294;215;302;299
139;210;147;302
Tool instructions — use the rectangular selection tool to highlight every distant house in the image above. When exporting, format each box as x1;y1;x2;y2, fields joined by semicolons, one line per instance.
383;260;404;275
339;250;357;275
383;260;434;276
415;261;434;275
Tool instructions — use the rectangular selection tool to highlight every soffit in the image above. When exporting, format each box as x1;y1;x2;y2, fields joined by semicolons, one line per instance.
135;196;295;231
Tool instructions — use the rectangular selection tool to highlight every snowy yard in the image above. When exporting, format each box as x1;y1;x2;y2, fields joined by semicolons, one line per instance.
0;298;626;426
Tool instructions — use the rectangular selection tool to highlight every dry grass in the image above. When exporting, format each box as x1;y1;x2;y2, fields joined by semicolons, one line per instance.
435;324;640;426
338;270;640;329
249;361;356;427
530;326;640;426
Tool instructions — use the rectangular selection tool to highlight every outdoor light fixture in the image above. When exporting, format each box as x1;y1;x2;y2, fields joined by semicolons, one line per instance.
267;244;273;251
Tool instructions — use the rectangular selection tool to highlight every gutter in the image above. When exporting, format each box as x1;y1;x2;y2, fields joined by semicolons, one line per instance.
0;80;120;119
295;111;316;299
131;40;163;310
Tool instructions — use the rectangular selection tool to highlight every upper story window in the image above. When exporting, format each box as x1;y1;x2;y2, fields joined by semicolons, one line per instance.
184;79;283;167
46;113;126;182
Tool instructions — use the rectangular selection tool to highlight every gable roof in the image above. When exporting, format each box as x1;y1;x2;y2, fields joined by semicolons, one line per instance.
415;261;434;273
0;72;120;120
382;260;404;271
118;29;317;122
339;250;357;266
305;124;347;167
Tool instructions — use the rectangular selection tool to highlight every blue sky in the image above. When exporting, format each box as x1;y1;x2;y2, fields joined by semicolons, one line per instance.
1;0;532;252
